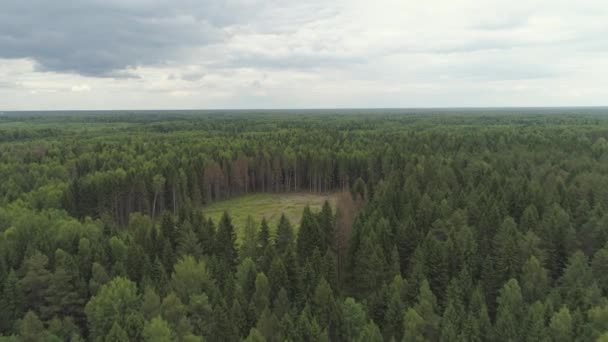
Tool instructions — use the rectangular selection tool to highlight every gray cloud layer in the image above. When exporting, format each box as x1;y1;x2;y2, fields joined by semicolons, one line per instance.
1;0;607;109
0;0;261;75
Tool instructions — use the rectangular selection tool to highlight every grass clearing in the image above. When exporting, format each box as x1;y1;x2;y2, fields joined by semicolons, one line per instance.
202;192;337;236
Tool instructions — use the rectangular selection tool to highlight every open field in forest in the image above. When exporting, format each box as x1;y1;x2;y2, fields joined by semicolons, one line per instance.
202;192;338;235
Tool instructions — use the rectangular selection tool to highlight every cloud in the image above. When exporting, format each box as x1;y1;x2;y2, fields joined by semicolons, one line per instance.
71;84;91;92
0;0;265;76
0;0;607;109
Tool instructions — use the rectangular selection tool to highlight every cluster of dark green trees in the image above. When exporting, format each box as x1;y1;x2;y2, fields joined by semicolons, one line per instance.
1;111;608;341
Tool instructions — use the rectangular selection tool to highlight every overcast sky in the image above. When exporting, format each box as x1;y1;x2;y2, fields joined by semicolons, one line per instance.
1;0;607;110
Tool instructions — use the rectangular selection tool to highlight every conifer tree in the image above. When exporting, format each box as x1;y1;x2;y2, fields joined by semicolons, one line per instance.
275;214;294;255
252;273;270;315
297;206;322;263
494;279;524;341
549;306;573;342
216;212;238;272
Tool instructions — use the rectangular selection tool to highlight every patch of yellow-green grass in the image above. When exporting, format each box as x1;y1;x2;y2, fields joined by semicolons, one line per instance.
202;192;337;237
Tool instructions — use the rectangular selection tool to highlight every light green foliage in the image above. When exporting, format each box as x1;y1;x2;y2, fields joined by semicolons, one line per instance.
143;317;174;342
521;256;549;303
84;277;140;341
104;322;129;342
403;308;425;342
141;287;161;320
495;279;524;341
245;328;266;342
356;321;383;342
341;297;367;340
19;311;48;342
549;306;573;342
253;273;270;315
170;256;214;304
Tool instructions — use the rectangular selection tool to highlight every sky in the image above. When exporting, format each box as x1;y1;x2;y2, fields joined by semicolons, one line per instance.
1;0;607;110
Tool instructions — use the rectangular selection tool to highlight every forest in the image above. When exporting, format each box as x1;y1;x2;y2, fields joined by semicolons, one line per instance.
0;109;608;341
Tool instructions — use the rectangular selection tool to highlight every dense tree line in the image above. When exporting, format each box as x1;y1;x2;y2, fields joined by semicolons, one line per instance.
1;111;608;341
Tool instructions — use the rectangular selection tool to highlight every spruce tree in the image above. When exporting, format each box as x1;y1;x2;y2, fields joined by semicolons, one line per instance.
215;212;238;272
297;206;322;263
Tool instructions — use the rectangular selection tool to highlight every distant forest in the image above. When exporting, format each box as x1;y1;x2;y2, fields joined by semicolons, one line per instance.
1;111;608;341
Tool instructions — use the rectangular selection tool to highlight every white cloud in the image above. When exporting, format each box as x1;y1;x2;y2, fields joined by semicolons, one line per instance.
71;84;91;92
1;0;607;109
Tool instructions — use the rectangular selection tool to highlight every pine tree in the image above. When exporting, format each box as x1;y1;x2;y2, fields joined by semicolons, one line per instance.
341;297;367;340
268;257;288;301
0;270;23;332
541;204;574;280
383;289;405;341
216;212;238;272
494;279;524;341
440;302;460;342
244;328;266;342
231;295;248;338
493;217;524;285
297;206;322;263
104;322;130;342
212;301;239;342
160;211;177;248
126;244;148;283
252;272;270;315
592;245;608;294
413;279;440;341
19;252;51;314
395;218;420;275
160;292;186;333
272;287;290;319
141;287;161;320
356;321;383;342
520;256;549;303
318;200;334;251
549;306;573;342
558;251;596;310
421;234;449;303
524;301;547;342
236;257;258;302
256;308;280;342
240;216;258;261
467;286;492;342
587;302;608;340
149;257;169;295
89;262;110;295
275;214;294;255
197;218;216;256
312;278;339;337
258;218;271;256
282;245;300;302
520;205;540;232
322;249;338;291
353;236;384;296
43;264;85;322
403;308;425;342
188;294;214;337
19;310;48;342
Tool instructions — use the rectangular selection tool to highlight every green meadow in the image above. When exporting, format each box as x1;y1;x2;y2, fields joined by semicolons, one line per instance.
201;192;337;236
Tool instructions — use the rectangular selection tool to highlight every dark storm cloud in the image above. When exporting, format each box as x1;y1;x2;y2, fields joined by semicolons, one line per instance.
0;0;265;76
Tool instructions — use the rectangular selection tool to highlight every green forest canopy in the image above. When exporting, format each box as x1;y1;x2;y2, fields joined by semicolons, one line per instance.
0;110;608;341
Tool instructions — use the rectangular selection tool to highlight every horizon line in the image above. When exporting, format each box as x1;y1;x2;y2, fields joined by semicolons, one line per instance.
2;105;608;113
